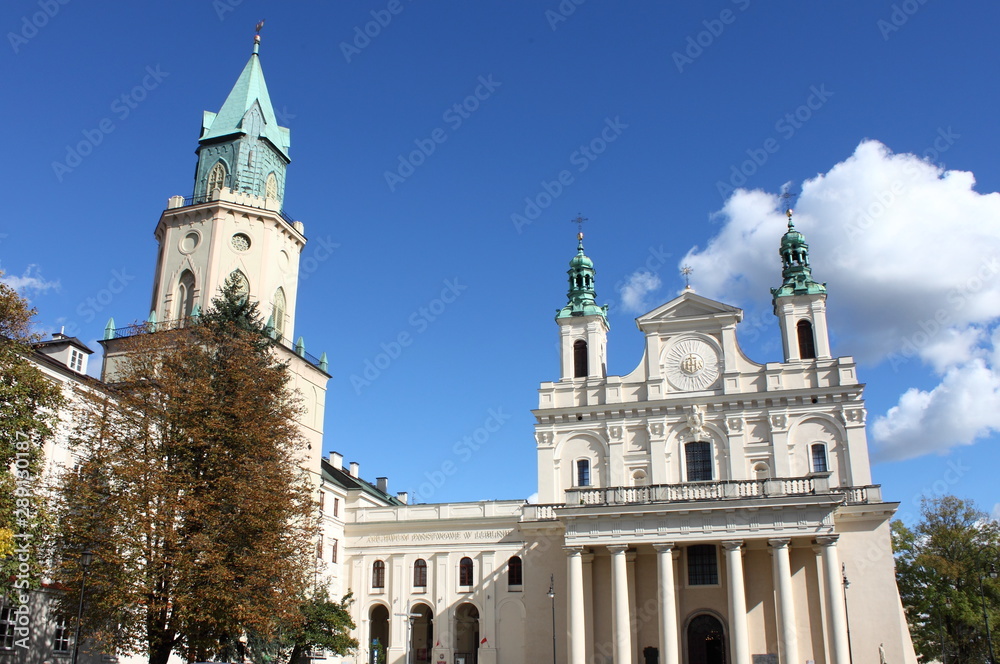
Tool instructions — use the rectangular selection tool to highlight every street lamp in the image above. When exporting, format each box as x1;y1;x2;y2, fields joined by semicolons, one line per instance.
548;574;556;664
976;545;1000;664
71;550;94;664
395;611;423;664
842;563;854;664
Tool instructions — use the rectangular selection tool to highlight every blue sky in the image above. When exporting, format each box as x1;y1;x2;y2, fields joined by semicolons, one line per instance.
3;1;1000;521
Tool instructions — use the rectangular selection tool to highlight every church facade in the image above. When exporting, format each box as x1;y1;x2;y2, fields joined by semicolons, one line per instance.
11;36;918;664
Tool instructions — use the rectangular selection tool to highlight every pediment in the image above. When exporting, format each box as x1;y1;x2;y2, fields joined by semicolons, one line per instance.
637;290;743;325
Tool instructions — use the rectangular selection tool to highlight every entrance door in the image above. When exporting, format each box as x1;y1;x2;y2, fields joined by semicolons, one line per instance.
687;614;726;664
369;605;390;664
454;603;480;664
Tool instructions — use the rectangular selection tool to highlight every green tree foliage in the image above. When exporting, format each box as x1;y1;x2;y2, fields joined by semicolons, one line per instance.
0;274;63;588
247;590;358;664
55;278;317;664
892;495;1000;662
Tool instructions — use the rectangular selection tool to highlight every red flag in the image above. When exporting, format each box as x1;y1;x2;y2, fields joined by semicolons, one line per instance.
435;640;440;647
480;637;488;645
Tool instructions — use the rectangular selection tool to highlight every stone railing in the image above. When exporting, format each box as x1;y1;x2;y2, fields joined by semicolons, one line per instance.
521;504;559;522
559;478;882;509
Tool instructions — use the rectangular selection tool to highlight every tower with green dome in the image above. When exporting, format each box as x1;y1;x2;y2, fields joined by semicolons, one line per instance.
556;232;609;380
771;209;832;361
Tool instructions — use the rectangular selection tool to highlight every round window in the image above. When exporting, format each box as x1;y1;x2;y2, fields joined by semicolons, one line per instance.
231;233;251;252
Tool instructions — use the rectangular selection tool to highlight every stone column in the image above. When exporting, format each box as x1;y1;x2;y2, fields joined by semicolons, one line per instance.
769;538;799;664
653;544;679;664
817;535;851;664
722;540;750;664
608;545;633;664
566;546;587;664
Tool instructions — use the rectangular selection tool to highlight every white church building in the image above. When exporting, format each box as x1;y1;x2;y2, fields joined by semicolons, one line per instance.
12;35;917;664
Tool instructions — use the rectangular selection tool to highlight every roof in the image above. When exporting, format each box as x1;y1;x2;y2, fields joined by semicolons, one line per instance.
32;334;94;354
200;45;290;159
321;458;403;506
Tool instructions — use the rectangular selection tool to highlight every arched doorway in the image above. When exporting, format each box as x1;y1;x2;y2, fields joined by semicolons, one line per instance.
411;603;433;664
369;604;390;664
687;613;726;664
454;603;480;664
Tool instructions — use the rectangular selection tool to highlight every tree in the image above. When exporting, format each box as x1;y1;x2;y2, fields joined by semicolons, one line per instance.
892;495;1000;663
247;590;359;664
54;278;318;664
0;274;64;590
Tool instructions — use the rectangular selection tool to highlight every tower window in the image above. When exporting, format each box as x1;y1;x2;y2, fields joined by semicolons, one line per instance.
228;270;250;303
177;270;196;322
414;558;427;587
685;441;712;482
272;288;287;341
687;545;719;586
459;557;474;586
576;459;591;487
797;319;816;359
331;538;338;564
207;160;227;196
508;556;523;587
265;172;278;200
372;560;386;588
573;339;588;378
811;443;829;473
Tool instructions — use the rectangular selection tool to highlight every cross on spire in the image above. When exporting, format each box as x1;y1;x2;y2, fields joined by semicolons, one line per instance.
571;214;588;239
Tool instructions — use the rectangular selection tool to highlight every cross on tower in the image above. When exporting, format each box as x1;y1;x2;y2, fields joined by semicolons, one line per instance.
571;214;588;239
681;265;693;289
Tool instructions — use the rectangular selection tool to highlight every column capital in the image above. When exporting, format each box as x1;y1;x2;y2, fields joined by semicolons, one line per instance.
768;537;792;549
721;539;744;552
606;544;629;554
564;545;586;556
652;542;676;553
815;534;840;547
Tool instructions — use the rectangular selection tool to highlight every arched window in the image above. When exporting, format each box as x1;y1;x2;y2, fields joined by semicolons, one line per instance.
797;319;816;359
206;161;227;196
176;270;196;322
459;557;474;586
265;172;278;200
413;559;427;588
272;287;287;341
507;556;523;587
229;270;250;303
573;339;588;378
811;443;829;473
372;560;386;588
685;441;712;482
576;459;591;487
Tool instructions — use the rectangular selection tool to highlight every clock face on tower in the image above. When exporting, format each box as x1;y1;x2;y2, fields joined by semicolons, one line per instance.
663;337;721;392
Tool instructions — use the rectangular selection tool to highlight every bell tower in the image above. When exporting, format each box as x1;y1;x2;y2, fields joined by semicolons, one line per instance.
770;209;831;361
555;231;609;380
146;30;304;345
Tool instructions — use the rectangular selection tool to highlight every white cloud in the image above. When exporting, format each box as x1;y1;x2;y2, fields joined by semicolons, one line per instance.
1;264;60;296
526;492;538;505
993;503;1000;522
683;139;1000;462
619;271;662;313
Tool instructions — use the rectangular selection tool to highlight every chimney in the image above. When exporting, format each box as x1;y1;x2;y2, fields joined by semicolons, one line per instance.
328;451;343;470
376;477;388;494
349;461;359;477
396;492;409;504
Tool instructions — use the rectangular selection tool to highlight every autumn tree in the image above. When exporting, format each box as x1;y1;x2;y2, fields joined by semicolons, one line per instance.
54;279;318;664
892;495;1000;663
0;273;64;590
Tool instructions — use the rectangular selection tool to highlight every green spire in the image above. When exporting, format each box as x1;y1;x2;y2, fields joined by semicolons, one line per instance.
770;209;827;298
193;32;291;205
556;233;609;324
200;34;290;159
